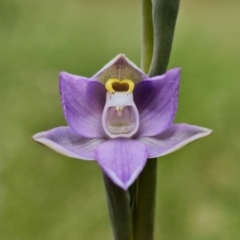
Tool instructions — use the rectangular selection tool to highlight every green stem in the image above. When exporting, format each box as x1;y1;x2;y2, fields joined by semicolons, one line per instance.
129;180;137;229
135;1;180;239
141;0;154;73
134;1;156;239
103;173;133;240
134;159;157;240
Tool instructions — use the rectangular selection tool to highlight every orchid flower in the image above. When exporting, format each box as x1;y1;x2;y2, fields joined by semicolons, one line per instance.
33;54;211;190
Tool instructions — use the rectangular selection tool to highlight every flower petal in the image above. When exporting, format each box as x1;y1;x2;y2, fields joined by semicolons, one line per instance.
95;139;148;189
134;68;180;137
33;127;105;160
60;72;106;138
137;124;212;158
92;54;148;84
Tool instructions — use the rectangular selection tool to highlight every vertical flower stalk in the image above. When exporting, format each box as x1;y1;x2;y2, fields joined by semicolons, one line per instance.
103;174;133;240
135;1;180;240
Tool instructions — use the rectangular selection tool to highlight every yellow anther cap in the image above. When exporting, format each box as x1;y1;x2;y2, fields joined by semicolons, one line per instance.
105;79;135;93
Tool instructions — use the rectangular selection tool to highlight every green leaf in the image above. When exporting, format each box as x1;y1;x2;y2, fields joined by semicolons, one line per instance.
141;0;154;73
149;0;180;76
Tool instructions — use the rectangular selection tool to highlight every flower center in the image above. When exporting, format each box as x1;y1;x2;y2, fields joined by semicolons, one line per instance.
102;79;139;139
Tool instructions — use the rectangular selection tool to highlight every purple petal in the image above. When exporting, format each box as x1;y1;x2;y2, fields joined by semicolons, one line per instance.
92;54;148;84
33;127;105;160
60;72;106;138
137;124;212;158
134;68;180;137
95;139;148;189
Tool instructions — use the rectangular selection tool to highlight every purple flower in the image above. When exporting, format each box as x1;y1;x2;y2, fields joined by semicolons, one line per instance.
33;54;212;189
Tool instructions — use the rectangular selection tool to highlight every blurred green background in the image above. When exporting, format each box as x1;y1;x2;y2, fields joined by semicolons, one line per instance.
0;0;239;239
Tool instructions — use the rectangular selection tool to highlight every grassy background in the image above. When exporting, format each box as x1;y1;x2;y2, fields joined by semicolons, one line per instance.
0;0;240;239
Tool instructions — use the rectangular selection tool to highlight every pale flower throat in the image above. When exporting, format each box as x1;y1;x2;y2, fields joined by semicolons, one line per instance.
102;78;139;138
